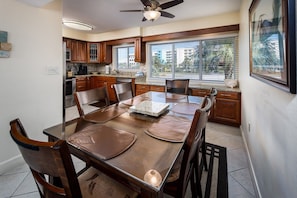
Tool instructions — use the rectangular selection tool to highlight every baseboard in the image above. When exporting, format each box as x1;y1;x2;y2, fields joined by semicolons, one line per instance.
0;155;25;175
240;126;262;198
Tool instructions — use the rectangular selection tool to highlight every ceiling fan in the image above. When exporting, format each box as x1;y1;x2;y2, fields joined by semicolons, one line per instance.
120;0;183;22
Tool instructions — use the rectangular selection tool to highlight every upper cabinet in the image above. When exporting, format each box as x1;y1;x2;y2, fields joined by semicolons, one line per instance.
63;38;87;63
134;37;145;63
87;42;112;64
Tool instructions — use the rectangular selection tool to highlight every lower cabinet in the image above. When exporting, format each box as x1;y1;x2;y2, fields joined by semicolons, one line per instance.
135;84;165;95
76;76;91;91
186;88;241;127
210;91;241;127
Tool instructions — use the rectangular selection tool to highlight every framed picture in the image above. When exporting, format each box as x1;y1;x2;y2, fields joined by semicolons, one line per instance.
249;0;296;94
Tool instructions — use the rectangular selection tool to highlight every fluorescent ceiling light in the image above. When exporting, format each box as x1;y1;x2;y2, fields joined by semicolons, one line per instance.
62;20;94;31
143;10;161;21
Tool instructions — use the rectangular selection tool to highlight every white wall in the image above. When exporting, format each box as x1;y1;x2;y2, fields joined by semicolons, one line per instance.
63;12;240;41
239;0;297;197
0;0;63;172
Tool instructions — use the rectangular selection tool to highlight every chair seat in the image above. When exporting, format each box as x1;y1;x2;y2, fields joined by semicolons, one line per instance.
79;167;138;198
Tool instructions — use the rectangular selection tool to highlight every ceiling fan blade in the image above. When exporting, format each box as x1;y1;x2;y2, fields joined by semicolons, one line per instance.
120;10;143;12
160;11;175;18
140;0;151;6
160;0;183;10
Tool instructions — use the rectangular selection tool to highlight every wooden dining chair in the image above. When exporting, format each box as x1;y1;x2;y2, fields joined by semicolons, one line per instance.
164;97;212;198
201;88;218;171
113;82;134;102
9;118;138;198
165;79;190;95
74;85;110;116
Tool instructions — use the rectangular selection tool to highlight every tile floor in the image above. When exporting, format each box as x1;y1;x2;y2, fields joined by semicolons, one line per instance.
0;106;256;198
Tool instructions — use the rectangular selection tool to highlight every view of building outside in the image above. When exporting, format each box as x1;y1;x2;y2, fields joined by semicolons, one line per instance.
117;46;140;69
150;37;237;82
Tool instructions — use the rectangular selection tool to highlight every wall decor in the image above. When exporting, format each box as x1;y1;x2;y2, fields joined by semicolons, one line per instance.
249;0;296;94
0;31;11;58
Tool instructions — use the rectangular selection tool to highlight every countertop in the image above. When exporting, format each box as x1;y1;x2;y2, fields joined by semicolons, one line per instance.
72;74;241;93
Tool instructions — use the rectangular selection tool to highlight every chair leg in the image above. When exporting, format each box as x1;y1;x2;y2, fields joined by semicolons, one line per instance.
194;153;203;198
202;129;208;171
190;174;198;198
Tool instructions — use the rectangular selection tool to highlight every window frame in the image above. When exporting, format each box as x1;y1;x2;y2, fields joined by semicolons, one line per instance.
113;44;140;71
146;33;239;84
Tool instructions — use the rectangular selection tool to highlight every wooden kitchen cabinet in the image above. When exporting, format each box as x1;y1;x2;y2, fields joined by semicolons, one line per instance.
76;76;91;91
210;91;241;127
150;85;165;92
135;84;165;95
134;37;145;63
87;42;100;63
71;39;87;63
99;42;112;64
190;88;241;127
135;84;150;95
90;76;117;102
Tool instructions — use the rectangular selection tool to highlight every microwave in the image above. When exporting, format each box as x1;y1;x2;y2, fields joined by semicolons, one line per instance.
66;48;71;61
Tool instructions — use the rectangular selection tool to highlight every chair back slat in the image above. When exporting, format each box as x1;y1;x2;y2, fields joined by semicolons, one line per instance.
113;82;134;102
74;85;110;116
165;79;190;95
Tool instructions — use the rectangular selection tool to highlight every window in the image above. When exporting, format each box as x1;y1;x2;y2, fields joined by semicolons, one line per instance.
148;35;238;82
115;45;140;70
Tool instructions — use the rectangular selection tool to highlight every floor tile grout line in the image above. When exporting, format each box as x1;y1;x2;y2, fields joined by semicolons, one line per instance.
11;171;31;197
229;171;255;197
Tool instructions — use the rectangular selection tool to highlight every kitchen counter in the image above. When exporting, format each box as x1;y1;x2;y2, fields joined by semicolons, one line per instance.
73;74;240;93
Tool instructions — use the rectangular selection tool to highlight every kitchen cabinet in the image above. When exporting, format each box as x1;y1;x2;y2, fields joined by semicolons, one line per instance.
91;76;117;102
99;42;112;64
134;37;145;63
76;76;91;91
71;39;87;63
211;91;241;127
135;84;165;95
87;42;100;63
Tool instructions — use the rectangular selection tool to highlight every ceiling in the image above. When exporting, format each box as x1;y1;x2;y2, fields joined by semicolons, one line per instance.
63;0;242;34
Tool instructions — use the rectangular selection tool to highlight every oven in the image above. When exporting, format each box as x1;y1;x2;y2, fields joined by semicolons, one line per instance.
65;77;76;107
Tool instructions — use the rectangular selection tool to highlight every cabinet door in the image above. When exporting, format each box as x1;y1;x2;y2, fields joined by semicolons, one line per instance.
100;42;112;64
134;37;145;63
71;40;87;63
76;77;87;91
87;43;100;63
212;98;241;126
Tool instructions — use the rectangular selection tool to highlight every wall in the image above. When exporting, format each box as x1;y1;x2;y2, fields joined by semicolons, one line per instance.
239;0;297;197
0;0;63;173
63;11;240;41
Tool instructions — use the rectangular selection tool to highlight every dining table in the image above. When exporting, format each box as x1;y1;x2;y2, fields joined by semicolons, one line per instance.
43;91;203;197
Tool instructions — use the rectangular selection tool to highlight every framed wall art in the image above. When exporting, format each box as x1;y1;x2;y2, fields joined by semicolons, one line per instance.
249;0;296;94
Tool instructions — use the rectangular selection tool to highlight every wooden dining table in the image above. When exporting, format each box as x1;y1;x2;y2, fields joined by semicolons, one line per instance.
43;91;203;197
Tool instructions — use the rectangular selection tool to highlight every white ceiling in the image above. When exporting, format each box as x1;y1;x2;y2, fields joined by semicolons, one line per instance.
63;0;242;34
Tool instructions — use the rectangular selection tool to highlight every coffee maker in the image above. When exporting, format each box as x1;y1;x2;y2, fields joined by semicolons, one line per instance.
77;64;88;75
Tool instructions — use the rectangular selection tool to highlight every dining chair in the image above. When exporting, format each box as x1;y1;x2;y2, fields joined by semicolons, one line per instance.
9;118;138;198
74;85;110;116
113;82;134;102
165;79;190;95
164;96;212;198
201;88;218;171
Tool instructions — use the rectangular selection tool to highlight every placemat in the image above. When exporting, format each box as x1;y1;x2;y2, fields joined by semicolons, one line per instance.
67;124;137;160
171;102;201;115
144;115;191;142
83;105;126;123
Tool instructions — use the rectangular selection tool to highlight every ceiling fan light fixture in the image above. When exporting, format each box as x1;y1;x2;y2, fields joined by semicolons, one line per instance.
143;10;161;21
62;19;94;31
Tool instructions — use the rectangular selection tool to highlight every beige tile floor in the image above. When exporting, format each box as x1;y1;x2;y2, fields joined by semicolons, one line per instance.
0;106;256;198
